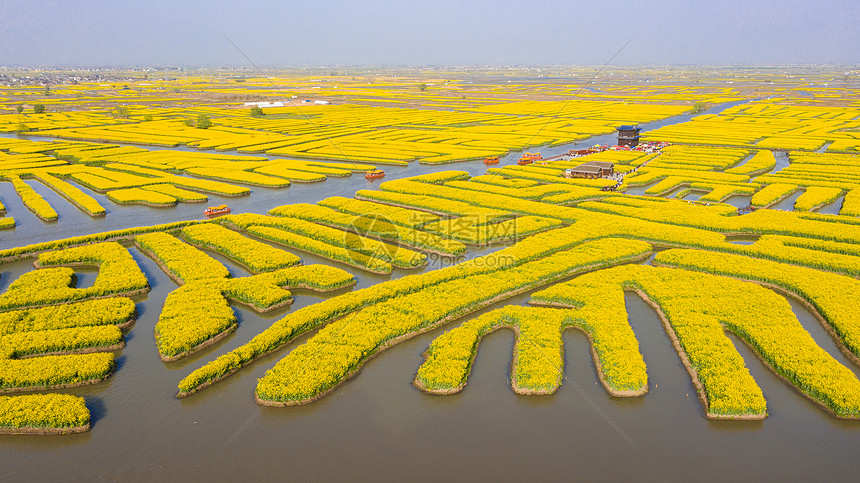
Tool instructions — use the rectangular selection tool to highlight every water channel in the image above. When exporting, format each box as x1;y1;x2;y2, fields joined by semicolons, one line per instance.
2;102;859;481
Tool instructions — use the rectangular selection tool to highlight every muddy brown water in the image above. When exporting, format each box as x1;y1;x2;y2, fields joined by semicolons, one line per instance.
4;222;860;481
3;246;860;481
2;122;860;480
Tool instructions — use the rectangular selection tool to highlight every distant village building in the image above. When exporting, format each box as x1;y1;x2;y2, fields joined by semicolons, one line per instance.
566;164;601;179
243;101;284;108
617;125;641;147
565;161;615;179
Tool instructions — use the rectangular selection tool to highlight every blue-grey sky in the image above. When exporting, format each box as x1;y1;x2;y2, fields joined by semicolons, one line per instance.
1;0;857;66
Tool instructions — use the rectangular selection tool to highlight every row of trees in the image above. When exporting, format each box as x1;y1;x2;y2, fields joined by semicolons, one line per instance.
16;104;44;114
15;104;210;129
691;101;708;113
183;115;213;129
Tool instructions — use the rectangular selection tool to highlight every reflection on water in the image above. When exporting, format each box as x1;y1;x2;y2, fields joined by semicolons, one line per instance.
815;196;844;215
71;267;99;290
721;194;752;209
725;235;760;245
770;189;804;211
681;190;703;201
622;182;655;196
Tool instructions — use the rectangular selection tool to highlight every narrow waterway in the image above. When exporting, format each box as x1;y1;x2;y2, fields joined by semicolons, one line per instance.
770;188;805;211
816;195;845;215
770;150;791;174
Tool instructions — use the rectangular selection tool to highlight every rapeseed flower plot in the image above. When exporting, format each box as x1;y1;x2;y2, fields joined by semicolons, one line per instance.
0;243;148;311
696;184;757;203
541;264;860;419
254;238;650;405
0;353;115;391
444;179;589;201
0;394;90;433
0;221;199;261
106;187;178;207
182;166;291;188
7;175;57;221
468;175;541;189
7;148;860;429
377;178;583;221
725;150;776;176
268;203;465;255
728;235;860;277
416;303;647;396
648;256;860;417
655;249;860;366
577;196;860;243
486;165;615;188
247;226;393;274
0;243;147;431
355;189;515;220
155;281;239;360
180;223;301;273
29;172;105;217
750;183;799;208
226;214;425;269
0;298;136;335
155;264;354;361
422;214;562;245
0;325;123;359
793;187;844;211
317;196;444;228
642;102;860;153
140;184;208;202
178;234;650;397
841;189;860;216
135;232;231;283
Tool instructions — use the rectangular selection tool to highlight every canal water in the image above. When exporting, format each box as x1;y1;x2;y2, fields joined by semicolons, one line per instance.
3;103;860;480
2;237;860;481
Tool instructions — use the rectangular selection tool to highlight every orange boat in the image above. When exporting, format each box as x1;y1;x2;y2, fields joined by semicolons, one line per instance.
365;169;385;180
204;204;231;216
483;156;500;165
518;152;542;165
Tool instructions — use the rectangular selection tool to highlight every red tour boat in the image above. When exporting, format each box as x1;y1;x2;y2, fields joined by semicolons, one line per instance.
204;204;231;216
365;169;385;180
517;152;542;165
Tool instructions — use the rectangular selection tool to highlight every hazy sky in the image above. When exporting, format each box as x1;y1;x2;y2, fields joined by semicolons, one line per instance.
1;0;857;66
